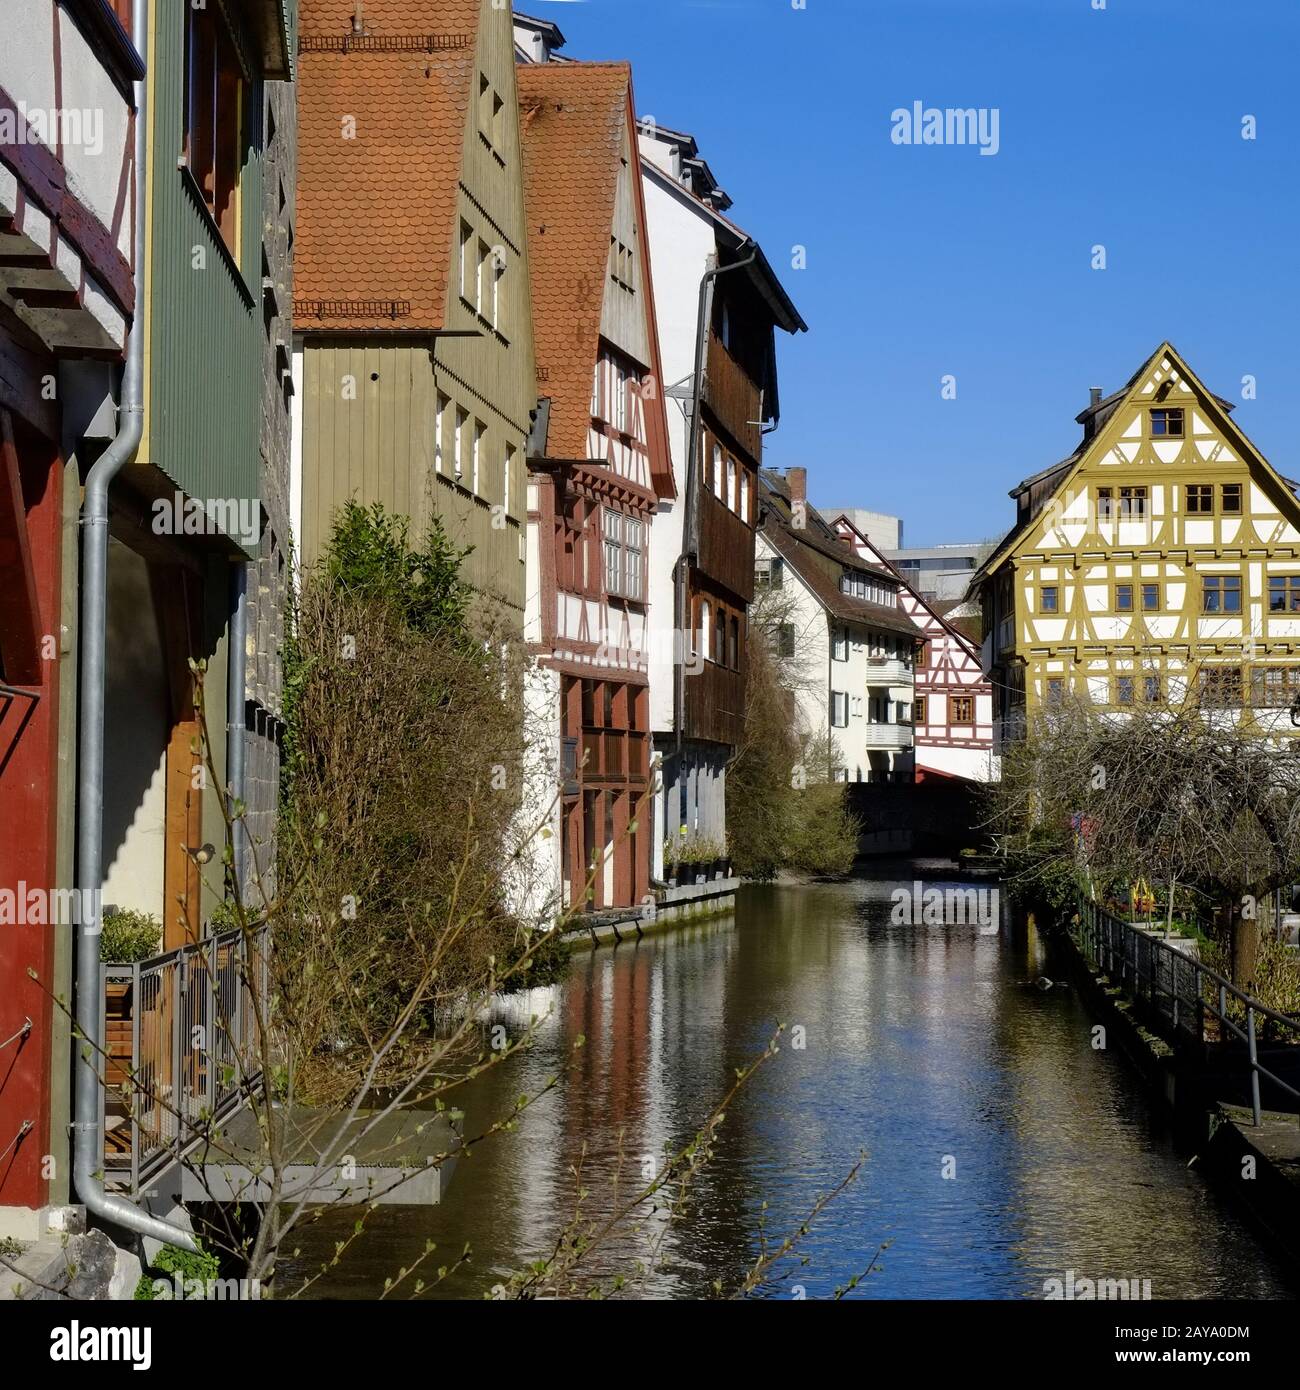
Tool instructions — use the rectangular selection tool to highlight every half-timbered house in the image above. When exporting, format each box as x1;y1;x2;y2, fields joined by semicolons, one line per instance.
972;343;1300;744
517;60;675;913
832;515;998;783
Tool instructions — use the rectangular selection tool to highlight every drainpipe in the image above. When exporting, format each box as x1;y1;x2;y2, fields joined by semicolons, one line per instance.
228;566;247;893
673;243;758;759
74;0;199;1252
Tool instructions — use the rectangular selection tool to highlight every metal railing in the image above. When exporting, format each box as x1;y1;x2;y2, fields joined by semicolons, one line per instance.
102;923;270;1196
1074;895;1300;1127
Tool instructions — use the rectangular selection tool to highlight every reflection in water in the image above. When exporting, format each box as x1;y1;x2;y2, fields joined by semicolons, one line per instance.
282;872;1298;1299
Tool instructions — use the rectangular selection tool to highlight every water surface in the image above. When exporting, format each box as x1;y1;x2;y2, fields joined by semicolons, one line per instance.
284;871;1297;1299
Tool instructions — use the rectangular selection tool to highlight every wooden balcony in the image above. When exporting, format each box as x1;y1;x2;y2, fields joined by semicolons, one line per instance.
704;336;763;461
697;488;756;603
684;660;745;749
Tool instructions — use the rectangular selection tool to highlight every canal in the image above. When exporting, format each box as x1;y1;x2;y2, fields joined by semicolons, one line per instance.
285;868;1299;1299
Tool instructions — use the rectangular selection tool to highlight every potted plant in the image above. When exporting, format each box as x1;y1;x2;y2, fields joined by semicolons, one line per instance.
663;839;680;889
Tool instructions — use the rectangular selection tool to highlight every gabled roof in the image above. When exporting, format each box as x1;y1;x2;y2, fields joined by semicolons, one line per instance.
972;341;1300;590
294;0;482;333
829;512;980;655
639;157;807;339
759;477;920;638
516;61;673;494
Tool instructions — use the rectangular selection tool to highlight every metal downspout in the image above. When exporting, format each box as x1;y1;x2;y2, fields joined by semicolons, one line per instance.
73;0;199;1252
228;566;247;893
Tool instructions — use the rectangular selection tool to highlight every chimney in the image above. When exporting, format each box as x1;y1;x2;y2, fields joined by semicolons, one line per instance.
787;467;807;509
1089;386;1103;408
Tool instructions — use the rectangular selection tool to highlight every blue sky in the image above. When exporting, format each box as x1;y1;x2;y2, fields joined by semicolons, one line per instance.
527;0;1300;546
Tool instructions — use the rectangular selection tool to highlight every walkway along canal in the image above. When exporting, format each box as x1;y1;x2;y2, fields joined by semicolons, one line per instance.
283;868;1299;1299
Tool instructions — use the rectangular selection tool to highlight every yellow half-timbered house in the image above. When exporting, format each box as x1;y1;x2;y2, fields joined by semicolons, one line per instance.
972;343;1300;743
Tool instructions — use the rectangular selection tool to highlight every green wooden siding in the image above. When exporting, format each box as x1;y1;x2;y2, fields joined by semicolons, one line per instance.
144;4;264;559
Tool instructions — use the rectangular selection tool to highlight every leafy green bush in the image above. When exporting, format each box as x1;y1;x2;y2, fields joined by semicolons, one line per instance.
785;782;860;878
134;1240;221;1300
99;909;162;963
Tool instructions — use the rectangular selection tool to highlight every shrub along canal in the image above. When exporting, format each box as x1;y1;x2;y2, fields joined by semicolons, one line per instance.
282;868;1298;1299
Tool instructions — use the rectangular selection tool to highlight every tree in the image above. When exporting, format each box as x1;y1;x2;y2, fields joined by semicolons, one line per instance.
989;675;1300;991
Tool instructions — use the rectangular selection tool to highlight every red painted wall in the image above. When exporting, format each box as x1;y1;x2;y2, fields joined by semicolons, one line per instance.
0;422;62;1210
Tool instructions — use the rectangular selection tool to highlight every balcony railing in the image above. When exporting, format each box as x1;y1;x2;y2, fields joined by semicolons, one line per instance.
102;923;270;1197
865;658;914;686
863;722;913;751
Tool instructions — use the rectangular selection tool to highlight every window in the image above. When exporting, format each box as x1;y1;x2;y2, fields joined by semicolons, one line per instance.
1203;575;1241;614
1252;666;1300;708
756;556;784;590
1119;486;1147;519
1141;583;1160;612
726;457;736;512
435;393;449;474
1046;678;1064;705
1186;485;1213;514
503;445;515;513
604;510;622;596
459;222;474;301
1115;675;1135;706
1143;674;1162;704
832;627;848;661
917;641;929;668
1039;586;1059;613
453;408;467;480
476;240;492;317
471;420;485;493
714;608;726;665
739;470;750;523
1222;483;1242;515
600;511;639;597
831;692;849;728
484;245;505;329
1115;584;1133;613
777;623;795;659
1096;487;1113;521
914;696;927;724
183;2;247;258
1151;408;1184;437
841;572;897;606
728;616;739;670
623;517;643;600
951;696;974;724
712;444;723;499
1199;666;1243;708
1269;575;1300;613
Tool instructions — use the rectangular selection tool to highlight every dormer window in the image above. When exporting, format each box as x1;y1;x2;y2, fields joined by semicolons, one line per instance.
1151;408;1184;438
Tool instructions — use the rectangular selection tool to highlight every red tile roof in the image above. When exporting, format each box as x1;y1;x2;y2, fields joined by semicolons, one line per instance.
515;62;634;461
293;1;481;332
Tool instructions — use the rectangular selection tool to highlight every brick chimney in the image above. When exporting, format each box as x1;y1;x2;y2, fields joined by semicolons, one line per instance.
787;467;807;509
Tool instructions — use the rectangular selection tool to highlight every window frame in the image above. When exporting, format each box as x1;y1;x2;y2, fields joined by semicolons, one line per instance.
1150;407;1185;438
950;695;975;725
1203;574;1242;614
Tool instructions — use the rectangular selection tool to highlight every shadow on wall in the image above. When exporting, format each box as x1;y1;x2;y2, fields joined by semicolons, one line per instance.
846;780;984;857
